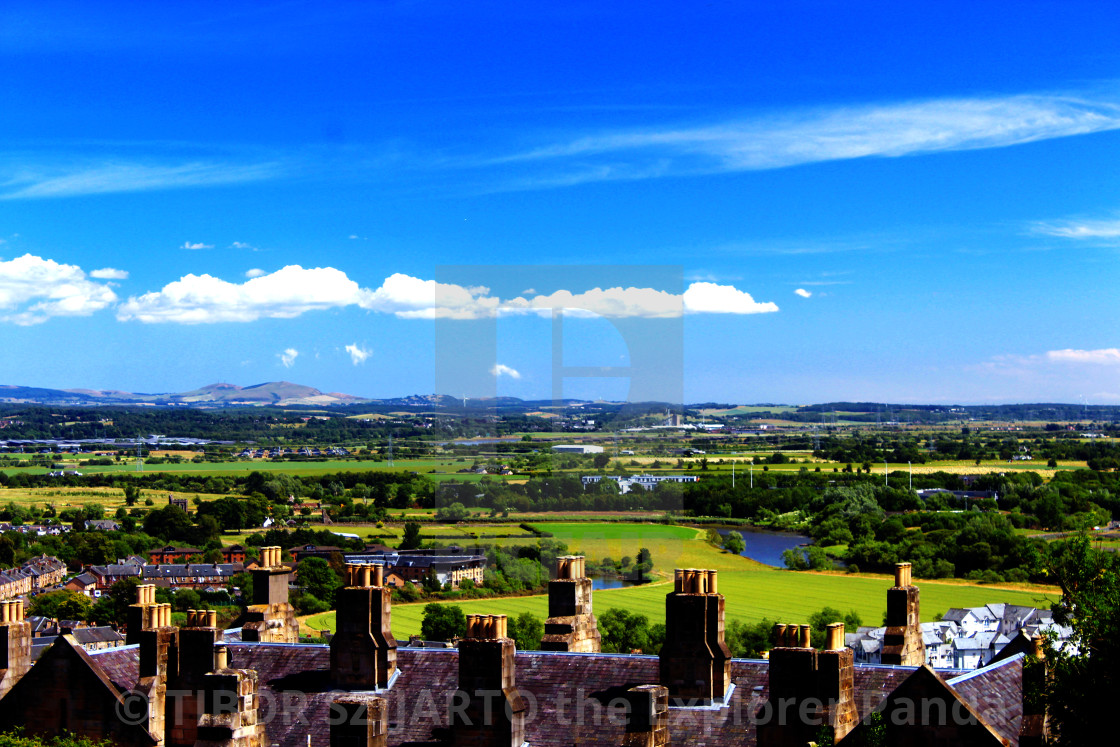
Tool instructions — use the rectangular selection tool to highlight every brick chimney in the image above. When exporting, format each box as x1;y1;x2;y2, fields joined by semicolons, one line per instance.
451;615;527;747
621;684;670;747
127;583;159;645
881;562;924;666
331;564;397;689
330;695;388;747
0;601;31;700
659;569;731;704
541;555;601;652
240;546;299;643
758;622;857;747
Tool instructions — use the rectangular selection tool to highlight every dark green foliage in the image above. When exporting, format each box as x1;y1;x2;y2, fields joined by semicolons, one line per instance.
27;590;93;620
295;557;342;607
599;608;654;653
420;603;466;642
508;611;543;650
1043;534;1120;745
399;521;422;550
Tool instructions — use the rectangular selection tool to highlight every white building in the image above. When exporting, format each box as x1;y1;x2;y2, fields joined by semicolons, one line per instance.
552;444;604;454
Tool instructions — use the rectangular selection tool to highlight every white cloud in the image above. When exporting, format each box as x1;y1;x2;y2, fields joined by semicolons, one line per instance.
1047;348;1120;365
682;282;779;314
357;273;503;320
490;363;521;379
90;267;129;280
794;288;812;298
180;241;213;250
0;254;118;325
0;161;282;200
1032;216;1120;241
345;343;372;365
117;264;365;323
245;268;267;279
279;348;298;368
230;241;255;250
491;92;1120;188
120;268;778;323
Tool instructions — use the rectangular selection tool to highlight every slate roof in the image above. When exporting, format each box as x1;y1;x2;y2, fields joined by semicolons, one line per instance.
947;654;1024;744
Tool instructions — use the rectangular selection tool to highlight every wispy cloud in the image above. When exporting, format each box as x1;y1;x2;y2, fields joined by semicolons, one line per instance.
180;241;213;250
230;241;256;250
1047;348;1120;365
245;268;267;279
345;343;372;365
278;348;299;368
0;160;282;200
794;288;812;298
1031;215;1120;243
485;92;1120;189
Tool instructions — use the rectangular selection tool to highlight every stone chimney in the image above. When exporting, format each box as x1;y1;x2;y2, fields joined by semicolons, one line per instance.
240;546;299;643
881;562;924;666
541;555;601;652
0;601;31;700
167;609;222;747
194;664;265;747
127;583;159;645
331;564;397;689
139;603;178;681
758;622;857;747
451;615;527;747
659;569;731;704
137;601;178;747
621;684;670;747
330;695;388;747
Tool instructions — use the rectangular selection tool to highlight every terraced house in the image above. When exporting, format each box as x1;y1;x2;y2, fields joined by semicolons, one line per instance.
0;557;1043;746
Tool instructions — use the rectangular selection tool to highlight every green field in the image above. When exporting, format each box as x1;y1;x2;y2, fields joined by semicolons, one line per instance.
302;521;1058;639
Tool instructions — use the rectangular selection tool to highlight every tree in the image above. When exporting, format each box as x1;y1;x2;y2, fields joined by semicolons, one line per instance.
123;483;141;507
28;590;93;621
420;603;466;642
1042;534;1120;744
592;453;610;469
435;502;469;522
722;531;746;555
509;611;543;651
399;521;422;550
296;557;342;607
599;608;653;653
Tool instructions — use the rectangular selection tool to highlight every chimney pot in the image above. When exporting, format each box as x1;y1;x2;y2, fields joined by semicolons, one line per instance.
799;624;812;649
826;622;844;651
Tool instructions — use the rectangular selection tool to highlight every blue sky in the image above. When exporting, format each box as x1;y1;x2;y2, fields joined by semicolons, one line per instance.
2;1;1119;404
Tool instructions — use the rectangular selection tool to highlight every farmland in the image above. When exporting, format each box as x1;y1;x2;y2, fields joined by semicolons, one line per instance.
301;520;1058;639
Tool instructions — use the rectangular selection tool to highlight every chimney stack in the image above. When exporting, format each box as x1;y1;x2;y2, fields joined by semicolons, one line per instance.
659;568;731;705
0;601;31;700
330;695;388;747
195;667;265;747
881;562;924;666
240;546;299;643
127;583;159;645
331;564;398;689
541;555;601;652
451;615;526;747
758;621;857;747
621;684;670;747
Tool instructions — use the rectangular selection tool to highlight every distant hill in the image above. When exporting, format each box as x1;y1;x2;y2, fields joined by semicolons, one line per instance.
0;381;370;407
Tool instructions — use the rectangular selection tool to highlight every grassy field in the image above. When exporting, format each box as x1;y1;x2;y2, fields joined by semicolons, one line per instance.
0;486;229;514
301;521;1059;639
